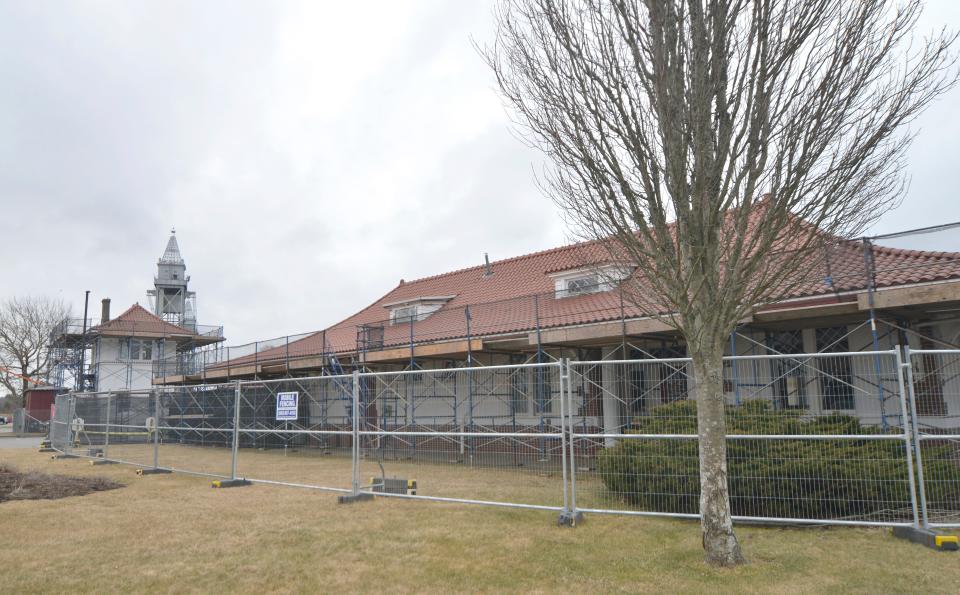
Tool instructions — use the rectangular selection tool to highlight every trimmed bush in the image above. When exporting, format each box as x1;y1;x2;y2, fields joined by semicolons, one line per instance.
596;400;960;520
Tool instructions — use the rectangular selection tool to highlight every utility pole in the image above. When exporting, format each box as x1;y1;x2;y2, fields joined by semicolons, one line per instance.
79;290;90;392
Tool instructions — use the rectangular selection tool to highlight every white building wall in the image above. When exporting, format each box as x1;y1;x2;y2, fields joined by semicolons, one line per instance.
91;337;178;393
934;320;960;422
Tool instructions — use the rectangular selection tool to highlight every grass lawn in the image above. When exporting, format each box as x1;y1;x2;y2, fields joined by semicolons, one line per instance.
1;446;958;594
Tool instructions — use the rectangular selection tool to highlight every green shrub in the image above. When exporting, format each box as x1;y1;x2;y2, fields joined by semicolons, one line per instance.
596;400;960;520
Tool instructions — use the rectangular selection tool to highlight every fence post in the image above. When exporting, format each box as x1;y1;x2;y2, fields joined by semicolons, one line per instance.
901;346;930;529
352;370;360;496
558;359;570;520
103;392;111;461
566;360;580;522
66;393;75;454
231;380;241;481
557;359;583;527
894;348;921;529
153;389;160;470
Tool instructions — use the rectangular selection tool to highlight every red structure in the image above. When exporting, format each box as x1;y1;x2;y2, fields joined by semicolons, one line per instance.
23;387;58;422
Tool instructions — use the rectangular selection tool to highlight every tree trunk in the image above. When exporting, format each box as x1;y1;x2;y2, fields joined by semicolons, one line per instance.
691;345;745;566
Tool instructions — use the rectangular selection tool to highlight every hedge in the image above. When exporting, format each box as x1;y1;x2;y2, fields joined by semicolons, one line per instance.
596;399;960;520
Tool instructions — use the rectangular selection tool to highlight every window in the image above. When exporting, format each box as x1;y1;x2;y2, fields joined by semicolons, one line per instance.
390;306;419;325
626;368;647;417
123;339;153;361
509;368;530;415
534;367;554;414
382;399;396;419
551;264;633;299
629;345;689;407
358;325;385;350
815;327;854;410
766;330;807;409
386;297;452;326
505;367;554;415
913;332;948;416
565;275;600;296
579;349;604;417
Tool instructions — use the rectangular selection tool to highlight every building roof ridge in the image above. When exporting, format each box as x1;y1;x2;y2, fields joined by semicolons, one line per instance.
398;237;600;286
93;303;199;336
869;242;960;260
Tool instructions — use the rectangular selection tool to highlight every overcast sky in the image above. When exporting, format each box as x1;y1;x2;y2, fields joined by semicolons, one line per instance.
2;1;959;345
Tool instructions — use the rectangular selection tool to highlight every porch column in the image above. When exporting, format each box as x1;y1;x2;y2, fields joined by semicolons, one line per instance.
600;346;621;447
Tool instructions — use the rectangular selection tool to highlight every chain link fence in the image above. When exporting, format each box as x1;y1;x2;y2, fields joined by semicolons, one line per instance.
235;375;355;493
568;352;918;526
906;349;960;528
13;408;49;434
361;363;568;510
159;384;235;477
47;351;960;528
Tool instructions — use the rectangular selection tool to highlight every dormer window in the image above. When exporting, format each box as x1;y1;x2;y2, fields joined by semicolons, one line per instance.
550;264;633;299
385;296;455;326
390;305;419;324
564;275;600;296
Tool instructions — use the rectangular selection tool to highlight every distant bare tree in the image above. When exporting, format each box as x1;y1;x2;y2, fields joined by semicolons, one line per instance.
0;296;70;407
486;0;956;565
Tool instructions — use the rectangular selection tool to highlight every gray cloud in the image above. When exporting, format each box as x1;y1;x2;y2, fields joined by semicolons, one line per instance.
1;1;958;345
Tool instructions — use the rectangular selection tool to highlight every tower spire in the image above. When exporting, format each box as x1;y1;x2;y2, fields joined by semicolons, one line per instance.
160;228;184;265
148;228;195;327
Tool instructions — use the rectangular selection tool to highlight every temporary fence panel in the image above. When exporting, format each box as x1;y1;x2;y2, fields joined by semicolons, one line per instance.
49;394;73;451
99;391;155;468
907;349;960;528
157;383;237;478
235;374;355;493
13;408;46;434
51;352;948;528
46;390;154;466
567;351;917;526
359;362;568;510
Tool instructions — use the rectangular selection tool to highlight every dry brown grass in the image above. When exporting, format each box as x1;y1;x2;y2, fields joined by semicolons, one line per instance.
1;445;959;594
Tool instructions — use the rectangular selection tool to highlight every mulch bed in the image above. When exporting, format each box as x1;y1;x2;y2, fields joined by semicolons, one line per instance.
0;464;124;502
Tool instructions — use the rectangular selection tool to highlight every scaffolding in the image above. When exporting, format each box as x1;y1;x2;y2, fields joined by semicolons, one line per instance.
47;314;224;394
147;223;960;450
47;317;96;391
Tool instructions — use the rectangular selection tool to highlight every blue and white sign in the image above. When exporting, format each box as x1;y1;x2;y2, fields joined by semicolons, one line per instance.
275;392;299;421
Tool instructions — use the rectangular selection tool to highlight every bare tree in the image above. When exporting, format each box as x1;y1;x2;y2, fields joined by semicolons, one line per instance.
0;296;71;407
486;0;956;565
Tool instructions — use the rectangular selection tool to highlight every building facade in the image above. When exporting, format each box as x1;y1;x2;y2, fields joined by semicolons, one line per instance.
49;231;224;393
154;233;960;432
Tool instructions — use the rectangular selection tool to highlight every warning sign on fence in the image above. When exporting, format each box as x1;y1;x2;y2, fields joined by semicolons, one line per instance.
275;392;299;421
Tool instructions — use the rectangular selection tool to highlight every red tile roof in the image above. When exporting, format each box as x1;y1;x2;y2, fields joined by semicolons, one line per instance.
221;236;960;367
91;304;208;339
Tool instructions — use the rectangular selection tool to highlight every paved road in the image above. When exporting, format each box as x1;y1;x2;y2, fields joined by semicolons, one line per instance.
0;436;42;449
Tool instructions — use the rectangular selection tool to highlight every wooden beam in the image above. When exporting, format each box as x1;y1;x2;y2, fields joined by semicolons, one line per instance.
289;356;325;372
532;318;674;345
860;281;960;310
260;363;287;374
202;367;230;380
362;339;484;363
754;301;860;323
